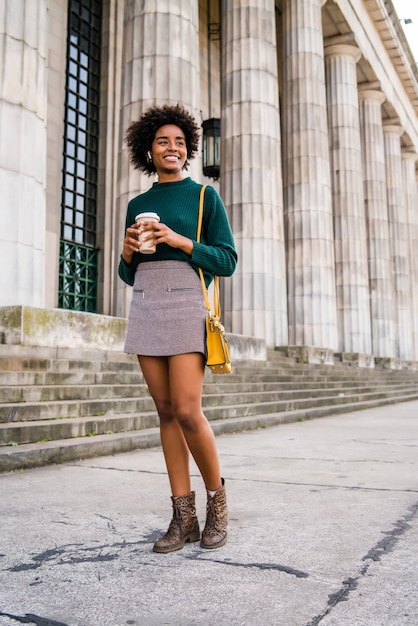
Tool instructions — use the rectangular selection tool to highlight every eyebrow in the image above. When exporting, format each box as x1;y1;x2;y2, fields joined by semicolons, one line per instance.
155;134;185;140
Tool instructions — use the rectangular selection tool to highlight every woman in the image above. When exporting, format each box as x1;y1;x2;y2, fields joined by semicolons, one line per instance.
118;103;237;553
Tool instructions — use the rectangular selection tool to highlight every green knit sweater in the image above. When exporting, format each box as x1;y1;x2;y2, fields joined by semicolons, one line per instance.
118;177;237;287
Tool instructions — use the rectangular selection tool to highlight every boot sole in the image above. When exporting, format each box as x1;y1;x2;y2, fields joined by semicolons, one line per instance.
200;534;227;550
153;531;200;554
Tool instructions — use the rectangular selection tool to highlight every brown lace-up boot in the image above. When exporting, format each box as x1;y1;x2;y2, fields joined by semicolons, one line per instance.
153;491;200;554
200;478;228;549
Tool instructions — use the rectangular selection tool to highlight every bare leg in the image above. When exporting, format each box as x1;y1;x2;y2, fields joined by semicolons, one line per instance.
138;353;222;493
138;355;191;496
168;353;222;492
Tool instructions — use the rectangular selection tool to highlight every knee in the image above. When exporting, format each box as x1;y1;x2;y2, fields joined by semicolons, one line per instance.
154;398;175;425
173;404;202;433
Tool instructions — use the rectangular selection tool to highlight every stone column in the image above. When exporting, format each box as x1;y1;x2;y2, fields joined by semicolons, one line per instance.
282;0;338;360
324;43;372;362
402;150;418;361
0;0;47;306
358;88;395;360
115;0;200;317
221;0;288;346
383;124;413;361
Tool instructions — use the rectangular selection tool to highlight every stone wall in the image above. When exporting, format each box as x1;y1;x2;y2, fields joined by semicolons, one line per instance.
0;306;266;362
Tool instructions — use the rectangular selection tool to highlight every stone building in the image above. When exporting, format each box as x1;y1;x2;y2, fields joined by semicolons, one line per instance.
1;0;418;367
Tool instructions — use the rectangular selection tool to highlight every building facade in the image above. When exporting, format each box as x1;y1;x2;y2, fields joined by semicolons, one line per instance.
1;0;418;365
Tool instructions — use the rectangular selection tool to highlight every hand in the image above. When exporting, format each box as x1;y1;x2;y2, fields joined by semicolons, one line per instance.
140;221;193;255
121;222;141;263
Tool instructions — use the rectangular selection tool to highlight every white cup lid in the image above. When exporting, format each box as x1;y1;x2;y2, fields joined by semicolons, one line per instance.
135;212;160;221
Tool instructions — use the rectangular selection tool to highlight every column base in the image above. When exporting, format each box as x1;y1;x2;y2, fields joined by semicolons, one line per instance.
399;360;418;371
334;352;374;368
280;345;334;365
374;357;402;370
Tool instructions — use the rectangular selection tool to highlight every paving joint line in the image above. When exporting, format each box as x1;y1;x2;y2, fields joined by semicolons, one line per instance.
305;499;418;626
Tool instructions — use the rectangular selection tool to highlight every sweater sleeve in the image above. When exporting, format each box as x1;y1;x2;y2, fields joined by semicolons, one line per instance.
117;200;141;286
118;254;138;286
190;186;237;277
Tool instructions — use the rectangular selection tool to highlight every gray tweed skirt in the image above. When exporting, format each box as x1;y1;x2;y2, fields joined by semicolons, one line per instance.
124;260;207;356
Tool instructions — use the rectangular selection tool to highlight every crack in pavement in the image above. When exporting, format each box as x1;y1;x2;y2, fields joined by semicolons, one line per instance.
4;540;145;573
0;612;69;626
4;538;309;580
69;465;418;494
218;453;406;463
305;499;418;626
233;478;418;494
352;439;418;448
3;501;417;623
186;553;309;578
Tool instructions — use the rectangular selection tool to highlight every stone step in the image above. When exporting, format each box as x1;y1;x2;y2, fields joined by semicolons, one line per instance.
219;363;414;379
1;381;416;424
1;386;417;446
0;376;414;404
0;370;96;386
0;382;151;404
234;364;416;381
1;392;416;473
0;356;416;398
0;354;139;374
0;411;159;445
0;361;418;388
0;344;137;362
1;343;416;376
0;342;412;374
1;342;417;473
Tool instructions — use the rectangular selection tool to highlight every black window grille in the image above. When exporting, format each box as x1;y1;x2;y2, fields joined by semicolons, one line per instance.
59;240;98;312
58;0;102;312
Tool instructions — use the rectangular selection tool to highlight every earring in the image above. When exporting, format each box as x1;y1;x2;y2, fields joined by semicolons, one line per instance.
146;151;152;163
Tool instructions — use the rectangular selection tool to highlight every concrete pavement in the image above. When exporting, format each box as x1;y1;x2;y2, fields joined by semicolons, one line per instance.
0;400;418;626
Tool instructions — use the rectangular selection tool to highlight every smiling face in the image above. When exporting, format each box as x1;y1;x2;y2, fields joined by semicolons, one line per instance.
151;124;188;181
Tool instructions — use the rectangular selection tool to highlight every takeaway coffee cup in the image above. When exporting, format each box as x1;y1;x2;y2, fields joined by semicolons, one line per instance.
135;212;160;254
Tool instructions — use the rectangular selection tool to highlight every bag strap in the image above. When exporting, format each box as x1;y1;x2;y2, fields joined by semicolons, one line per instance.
197;185;221;318
197;184;206;243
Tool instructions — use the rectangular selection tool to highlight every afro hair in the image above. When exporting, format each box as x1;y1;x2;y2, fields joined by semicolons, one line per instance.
125;103;200;176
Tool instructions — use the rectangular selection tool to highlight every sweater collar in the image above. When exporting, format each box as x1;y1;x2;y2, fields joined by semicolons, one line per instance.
151;177;194;191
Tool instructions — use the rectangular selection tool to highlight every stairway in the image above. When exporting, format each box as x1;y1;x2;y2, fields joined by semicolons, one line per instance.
1;344;418;472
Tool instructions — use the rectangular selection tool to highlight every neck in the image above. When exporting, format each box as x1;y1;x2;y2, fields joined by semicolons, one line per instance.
156;171;185;184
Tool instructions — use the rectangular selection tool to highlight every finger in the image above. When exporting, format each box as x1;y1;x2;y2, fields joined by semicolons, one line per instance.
146;221;160;231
